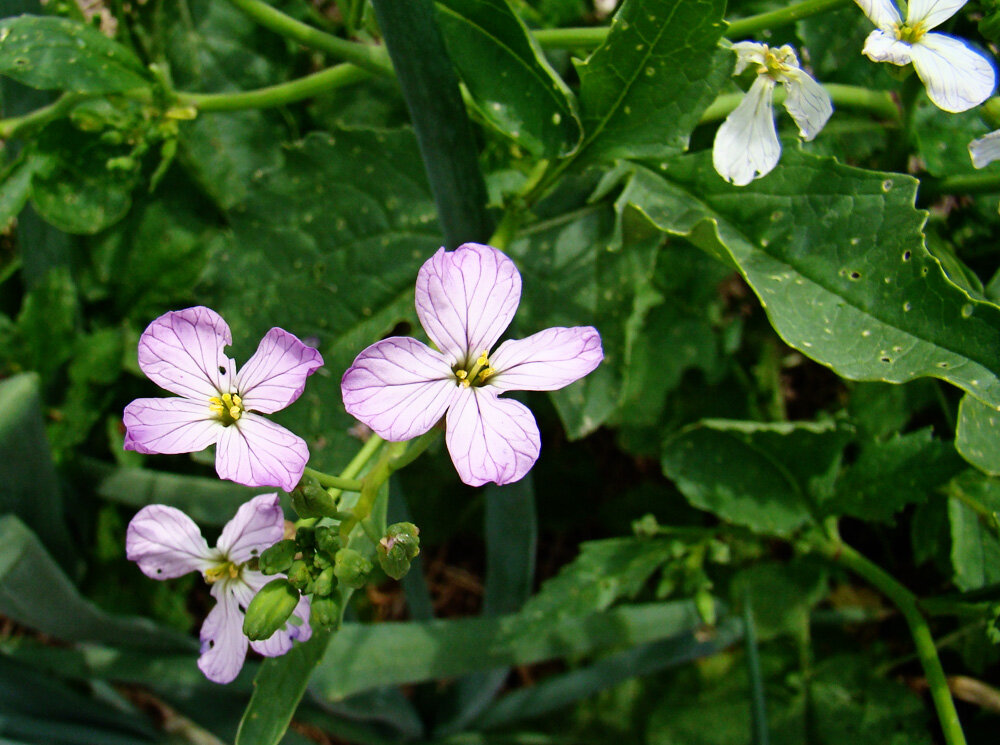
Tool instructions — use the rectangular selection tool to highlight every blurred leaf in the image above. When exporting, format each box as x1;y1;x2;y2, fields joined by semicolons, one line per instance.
435;0;582;157
730;560;827;641
957;394;1000;476
0;155;36;231
576;0;729;163
13;265;77;380
946;470;1000;592
913;105;988;178
662;419;849;536
0;15;150;93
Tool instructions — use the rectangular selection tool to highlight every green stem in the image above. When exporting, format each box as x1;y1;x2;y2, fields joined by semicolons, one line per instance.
0;92;92;139
302;466;364;493
699;84;899;124
921;171;1000;199
816;532;967;745
743;589;771;745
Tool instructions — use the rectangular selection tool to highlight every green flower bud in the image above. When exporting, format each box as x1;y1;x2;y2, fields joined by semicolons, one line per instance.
287;559;311;592
242;578;300;641
314;566;336;597
289;476;342;519
259;539;297;575
311;595;341;629
377;522;421;580
315;525;341;556
334;548;372;589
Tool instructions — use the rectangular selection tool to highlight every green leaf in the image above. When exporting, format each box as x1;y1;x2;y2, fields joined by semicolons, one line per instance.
435;0;582;157
956;394;1000;476
13;265;78;381
0;155;36;231
611;152;1000;409
0;16;150;93
946;470;1000;591
661;419;850;536
575;0;729;163
730;560;827;641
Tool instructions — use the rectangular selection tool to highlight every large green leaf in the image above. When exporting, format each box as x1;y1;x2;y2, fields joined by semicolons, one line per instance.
435;0;582;157
0;15;150;94
946;470;1000;592
612;152;1000;408
956;394;1000;476
661;419;850;536
575;0;729;163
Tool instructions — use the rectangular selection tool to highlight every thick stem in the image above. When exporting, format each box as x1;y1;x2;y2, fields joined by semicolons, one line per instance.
0;92;92;140
302;466;364;493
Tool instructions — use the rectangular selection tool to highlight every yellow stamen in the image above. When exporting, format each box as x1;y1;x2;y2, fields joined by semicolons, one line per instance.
896;22;926;44
209;392;244;424
476;366;496;384
204;562;240;584
456;351;492;388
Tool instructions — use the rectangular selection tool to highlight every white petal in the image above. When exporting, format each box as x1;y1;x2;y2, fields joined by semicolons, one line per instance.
781;70;833;141
198;582;248;684
216;493;285;565
862;29;913;66
854;0;902;30
907;0;966;30
910;33;996;112
234;328;324;415
122;398;222;455
713;76;781;186
731;41;767;75
489;326;604;393
969;130;1000;168
126;504;218;579
215;415;310;492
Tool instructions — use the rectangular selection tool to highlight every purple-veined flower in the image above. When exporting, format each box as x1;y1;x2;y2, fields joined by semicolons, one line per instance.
126;493;311;684
123;307;323;492
341;243;603;487
855;0;995;113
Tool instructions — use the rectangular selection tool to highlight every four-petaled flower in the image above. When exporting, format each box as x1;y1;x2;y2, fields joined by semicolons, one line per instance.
123;307;323;492
126;493;311;684
341;244;603;487
855;0;995;112
713;42;832;186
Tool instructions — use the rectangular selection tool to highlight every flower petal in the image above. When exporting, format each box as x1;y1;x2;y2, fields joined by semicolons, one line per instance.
781;69;833;141
242;571;313;657
445;389;541;487
341;337;459;441
907;0;966;30
910;33;996;112
235;328;324;415
731;41;767;75
126;504;218;579
969;130;1000;168
415;244;522;364
489;327;604;393
217;493;285;565
199;582;248;684
137;307;236;400
862;29;913;66
854;0;901;30
712;76;780;186
123;397;222;455
215;415;310;492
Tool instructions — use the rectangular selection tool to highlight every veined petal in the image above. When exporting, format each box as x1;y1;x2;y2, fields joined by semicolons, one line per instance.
242;571;313;657
415;244;521;365
731;41;767;75
137;307;236;400
910;34;996;112
489;327;604;393
862;29;913;66
215;415;309;492
341;337;459;441
713;76;780;186
445;389;541;487
235;328;324;415
123;398;222;455
217;493;285;565
126;504;218;579
781;69;833;141
854;0;901;30
199;582;248;684
907;0;966;30
969;130;1000;168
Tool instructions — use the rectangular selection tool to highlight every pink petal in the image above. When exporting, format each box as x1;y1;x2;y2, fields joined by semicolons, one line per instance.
242;571;313;657
445;389;541;487
235;328;324;415
215;415;309;492
123;398;222;455
415;244;521;365
341;336;459;441
126;504;219;579
488;326;604;393
199;582;248;684
137;307;236;400
217;493;285;565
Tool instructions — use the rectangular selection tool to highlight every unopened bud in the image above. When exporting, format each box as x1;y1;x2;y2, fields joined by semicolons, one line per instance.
334;548;372;589
287;559;311;591
315;525;341;556
259;539;296;575
314;566;336;597
311;595;341;629
290;476;342;519
242;578;299;641
377;522;420;580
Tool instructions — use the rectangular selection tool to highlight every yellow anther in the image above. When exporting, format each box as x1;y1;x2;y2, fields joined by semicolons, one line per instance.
204;562;240;584
896;22;926;44
477;366;496;383
210;392;245;424
456;370;468;380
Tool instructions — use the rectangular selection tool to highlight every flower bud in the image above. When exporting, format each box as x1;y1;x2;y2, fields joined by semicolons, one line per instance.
242;578;300;641
289;476;342;519
377;522;420;580
286;559;311;591
334;548;372;589
311;595;341;629
315;525;341;556
259;539;296;575
314;566;336;597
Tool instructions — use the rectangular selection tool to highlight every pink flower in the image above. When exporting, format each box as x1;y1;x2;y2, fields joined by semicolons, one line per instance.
341;244;603;486
123;307;323;492
126;494;311;684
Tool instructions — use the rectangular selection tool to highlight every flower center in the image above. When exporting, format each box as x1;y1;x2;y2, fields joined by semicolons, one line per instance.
454;351;496;388
896;22;925;44
762;46;797;78
204;561;240;584
209;392;244;425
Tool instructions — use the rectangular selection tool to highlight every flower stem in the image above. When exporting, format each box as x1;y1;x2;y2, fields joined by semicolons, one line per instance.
302;466;364;492
815;528;968;745
0;92;92;139
920;171;1000;199
699;84;899;124
324;433;385;503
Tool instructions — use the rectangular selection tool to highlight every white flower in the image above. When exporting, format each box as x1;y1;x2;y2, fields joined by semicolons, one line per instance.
856;0;995;112
969;130;1000;168
713;42;833;186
